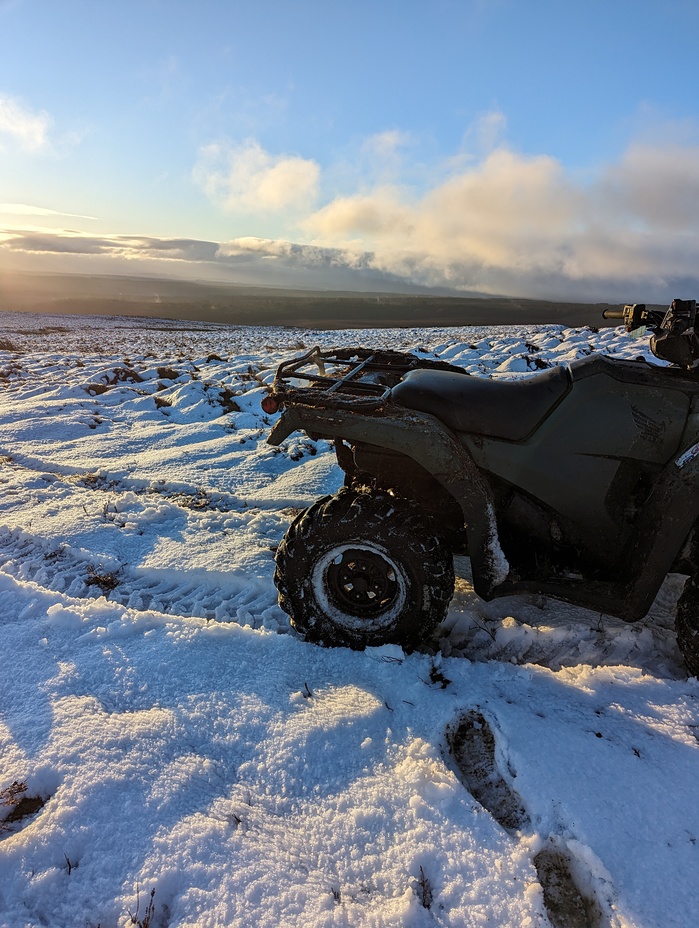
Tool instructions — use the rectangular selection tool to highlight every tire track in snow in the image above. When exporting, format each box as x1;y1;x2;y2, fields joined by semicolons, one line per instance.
0;527;283;629
0;451;246;514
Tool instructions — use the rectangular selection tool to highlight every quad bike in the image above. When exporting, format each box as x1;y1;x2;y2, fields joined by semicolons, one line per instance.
262;299;699;675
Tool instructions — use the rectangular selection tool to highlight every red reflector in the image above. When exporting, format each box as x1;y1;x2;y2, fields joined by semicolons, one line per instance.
261;394;280;414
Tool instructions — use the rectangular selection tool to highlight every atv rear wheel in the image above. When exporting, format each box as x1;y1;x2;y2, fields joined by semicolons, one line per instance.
274;488;455;650
676;577;699;677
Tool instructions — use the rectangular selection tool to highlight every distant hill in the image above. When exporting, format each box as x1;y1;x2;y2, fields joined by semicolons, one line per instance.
0;270;638;328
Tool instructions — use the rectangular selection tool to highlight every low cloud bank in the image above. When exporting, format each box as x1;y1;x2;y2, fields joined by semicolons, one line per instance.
3;130;699;303
0;229;220;263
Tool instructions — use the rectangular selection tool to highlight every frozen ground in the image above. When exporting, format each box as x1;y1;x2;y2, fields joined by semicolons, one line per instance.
0;310;697;928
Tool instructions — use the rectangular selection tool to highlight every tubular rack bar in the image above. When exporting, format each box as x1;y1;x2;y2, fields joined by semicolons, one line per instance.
274;347;393;400
326;353;375;393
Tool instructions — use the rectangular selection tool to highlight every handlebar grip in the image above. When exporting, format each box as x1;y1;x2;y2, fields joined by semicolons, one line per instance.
602;309;625;319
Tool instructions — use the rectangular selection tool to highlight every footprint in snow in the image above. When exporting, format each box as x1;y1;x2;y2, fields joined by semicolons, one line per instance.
446;710;606;928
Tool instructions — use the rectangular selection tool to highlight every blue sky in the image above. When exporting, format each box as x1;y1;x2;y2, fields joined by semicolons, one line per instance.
1;0;698;300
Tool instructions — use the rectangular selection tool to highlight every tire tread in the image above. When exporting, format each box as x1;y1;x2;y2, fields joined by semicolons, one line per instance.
275;488;454;649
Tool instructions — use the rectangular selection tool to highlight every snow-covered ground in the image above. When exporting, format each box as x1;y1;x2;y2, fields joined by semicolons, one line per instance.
0;310;697;928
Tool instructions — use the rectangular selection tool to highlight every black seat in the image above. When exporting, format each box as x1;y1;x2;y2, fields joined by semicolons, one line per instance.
390;364;571;440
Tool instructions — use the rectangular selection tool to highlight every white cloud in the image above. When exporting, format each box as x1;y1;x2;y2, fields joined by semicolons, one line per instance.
0;94;52;151
476;110;508;152
302;148;577;275
595;142;699;231
359;129;414;177
0;203;97;220
194;140;319;214
362;129;413;161
304;186;415;241
460;110;508;156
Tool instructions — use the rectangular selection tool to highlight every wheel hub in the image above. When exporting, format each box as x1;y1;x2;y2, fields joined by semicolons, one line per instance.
326;548;398;617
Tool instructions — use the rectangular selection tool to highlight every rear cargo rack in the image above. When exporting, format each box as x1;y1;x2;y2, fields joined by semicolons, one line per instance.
272;346;468;411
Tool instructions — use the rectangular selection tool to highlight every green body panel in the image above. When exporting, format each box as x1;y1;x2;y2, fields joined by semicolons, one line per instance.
461;363;691;553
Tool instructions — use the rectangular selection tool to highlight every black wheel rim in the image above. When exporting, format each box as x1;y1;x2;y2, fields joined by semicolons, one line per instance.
325;547;399;617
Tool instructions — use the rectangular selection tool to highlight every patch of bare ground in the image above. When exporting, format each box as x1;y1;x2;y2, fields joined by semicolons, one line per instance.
1;780;46;835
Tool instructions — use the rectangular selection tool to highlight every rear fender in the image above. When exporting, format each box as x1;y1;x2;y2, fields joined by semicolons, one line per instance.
268;405;506;597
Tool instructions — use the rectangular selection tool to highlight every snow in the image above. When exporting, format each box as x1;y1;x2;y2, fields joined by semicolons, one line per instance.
0;310;697;928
